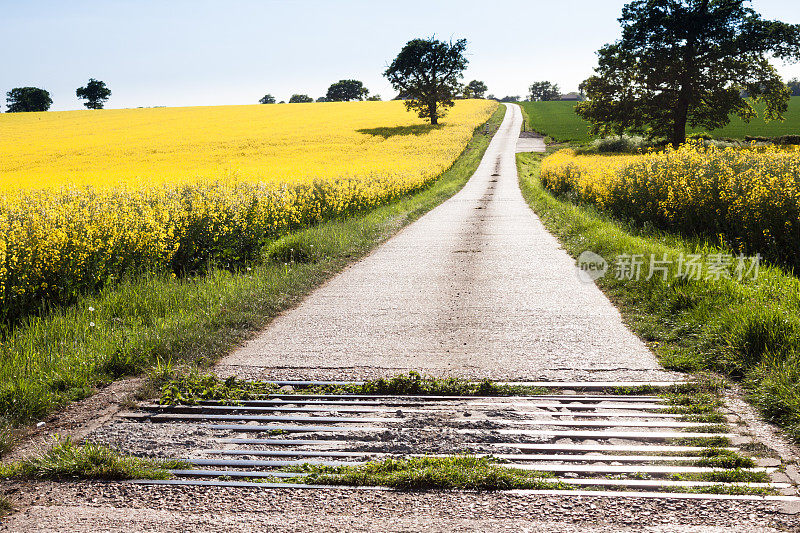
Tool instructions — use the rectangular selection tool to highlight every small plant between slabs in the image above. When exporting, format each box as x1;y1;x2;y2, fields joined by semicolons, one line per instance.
695;448;756;469
158;372;280;405
157;371;552;405
287;455;570;491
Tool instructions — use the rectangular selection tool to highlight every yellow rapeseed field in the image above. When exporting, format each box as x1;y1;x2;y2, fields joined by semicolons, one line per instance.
0;100;494;190
0;100;497;320
541;143;800;267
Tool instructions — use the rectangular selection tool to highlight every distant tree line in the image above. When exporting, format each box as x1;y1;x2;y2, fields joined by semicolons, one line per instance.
529;81;561;101
3;79;111;112
260;79;386;105
789;78;800;97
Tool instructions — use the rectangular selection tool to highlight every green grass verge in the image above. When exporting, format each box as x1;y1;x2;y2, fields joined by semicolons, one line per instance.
293;455;569;491
0;438;187;480
0;104;505;430
517;152;800;442
519;97;800;143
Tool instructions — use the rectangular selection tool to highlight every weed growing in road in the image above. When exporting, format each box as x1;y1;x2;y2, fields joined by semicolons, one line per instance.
0;438;188;480
682;424;730;434
679;413;727;423
158;371;554;404
671;485;776;496
695;448;755;469
159;373;279;405
331;372;548;397
675;436;732;448
293;455;569;491
671;469;771;484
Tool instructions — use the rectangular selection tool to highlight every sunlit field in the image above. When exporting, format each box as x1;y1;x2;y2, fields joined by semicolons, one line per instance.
0;100;496;191
0;100;496;321
520;97;800;143
541;144;800;268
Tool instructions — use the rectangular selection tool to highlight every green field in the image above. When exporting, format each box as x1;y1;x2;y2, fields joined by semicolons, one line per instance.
519;96;800;143
519;101;595;143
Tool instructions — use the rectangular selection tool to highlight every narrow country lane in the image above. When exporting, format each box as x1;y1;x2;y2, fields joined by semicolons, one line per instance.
218;104;677;383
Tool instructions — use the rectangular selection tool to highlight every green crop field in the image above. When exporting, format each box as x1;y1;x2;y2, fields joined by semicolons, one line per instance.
519;101;594;143
519;96;800;143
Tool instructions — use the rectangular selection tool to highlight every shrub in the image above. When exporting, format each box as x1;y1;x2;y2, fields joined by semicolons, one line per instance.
591;135;648;153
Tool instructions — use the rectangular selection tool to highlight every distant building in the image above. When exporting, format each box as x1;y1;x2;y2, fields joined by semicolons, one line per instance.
559;92;582;101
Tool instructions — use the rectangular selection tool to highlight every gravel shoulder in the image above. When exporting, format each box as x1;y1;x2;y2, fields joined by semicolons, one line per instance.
3;483;798;533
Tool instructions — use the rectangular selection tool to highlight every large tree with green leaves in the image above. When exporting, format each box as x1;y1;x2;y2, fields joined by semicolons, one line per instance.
326;79;369;101
384;37;468;124
463;80;488;99
76;78;111;109
6;87;52;112
288;94;313;103
528;81;560;101
576;0;800;146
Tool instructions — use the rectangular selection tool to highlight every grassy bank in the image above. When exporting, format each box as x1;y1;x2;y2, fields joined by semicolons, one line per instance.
517;152;800;441
519;97;800;143
0;105;505;434
0;438;186;480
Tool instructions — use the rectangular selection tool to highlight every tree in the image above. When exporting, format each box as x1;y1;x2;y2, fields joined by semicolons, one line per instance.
499;95;521;103
578;79;589;100
576;0;800;146
316;96;329;102
789;78;800;97
366;94;382;101
76;78;111;109
384;37;468;124
326;79;369;101
6;87;52;112
463;80;488;99
288;94;313;103
528;81;561;101
259;94;276;104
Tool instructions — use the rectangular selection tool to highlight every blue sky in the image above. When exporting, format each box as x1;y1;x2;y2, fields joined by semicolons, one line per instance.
2;0;800;111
